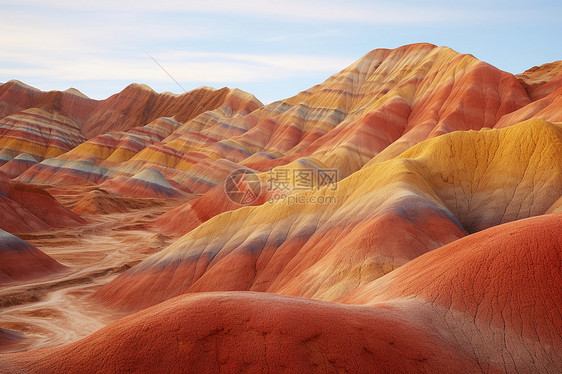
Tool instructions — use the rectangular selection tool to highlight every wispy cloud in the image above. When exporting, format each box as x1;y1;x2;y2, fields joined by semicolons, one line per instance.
0;50;353;83
0;9;354;89
150;51;354;75
1;0;559;102
2;0;496;24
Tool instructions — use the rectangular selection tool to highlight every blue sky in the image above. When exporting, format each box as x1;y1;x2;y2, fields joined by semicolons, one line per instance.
1;0;560;103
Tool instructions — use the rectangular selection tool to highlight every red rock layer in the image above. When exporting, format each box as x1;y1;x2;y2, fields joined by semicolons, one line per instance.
153;43;532;236
0;229;66;285
516;60;562;101
0;176;85;234
0;292;482;373
0;108;85;165
0;81;96;128
80;85;261;138
94;119;561;311
0;328;23;349
342;214;562;373
496;61;562;127
3;214;560;372
0;81;263;140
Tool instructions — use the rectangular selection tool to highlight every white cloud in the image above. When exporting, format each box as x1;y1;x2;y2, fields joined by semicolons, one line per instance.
0;50;353;83
0;11;214;52
0;2;357;99
1;0;490;24
152;51;354;74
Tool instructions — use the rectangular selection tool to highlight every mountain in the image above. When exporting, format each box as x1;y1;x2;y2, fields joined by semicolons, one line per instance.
0;81;262;139
0;43;560;372
4;214;560;372
0;229;66;285
93;118;562;311
0;171;84;234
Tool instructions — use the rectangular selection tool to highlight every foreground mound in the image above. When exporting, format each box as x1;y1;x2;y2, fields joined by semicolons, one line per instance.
0;292;481;373
342;213;562;373
0;181;85;234
5;214;559;373
0;229;66;285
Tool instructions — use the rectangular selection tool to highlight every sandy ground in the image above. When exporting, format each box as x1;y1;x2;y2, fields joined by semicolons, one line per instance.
0;190;186;352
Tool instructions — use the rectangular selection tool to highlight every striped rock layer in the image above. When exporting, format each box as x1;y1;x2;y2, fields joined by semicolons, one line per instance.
3;214;560;373
1;43;562;373
94;119;562;310
0;171;84;235
0;229;65;285
7;43;535;216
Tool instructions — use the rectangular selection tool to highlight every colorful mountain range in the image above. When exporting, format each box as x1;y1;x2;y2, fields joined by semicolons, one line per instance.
0;43;560;373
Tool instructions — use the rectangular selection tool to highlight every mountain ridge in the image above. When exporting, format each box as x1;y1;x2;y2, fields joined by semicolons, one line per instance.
0;43;560;372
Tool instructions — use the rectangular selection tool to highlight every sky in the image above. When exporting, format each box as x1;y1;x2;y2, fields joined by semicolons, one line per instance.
1;0;561;104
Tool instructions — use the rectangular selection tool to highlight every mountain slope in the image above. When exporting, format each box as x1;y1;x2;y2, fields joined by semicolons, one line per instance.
342;213;562;373
4;213;560;373
94;119;562;311
0;229;66;285
0;43;561;373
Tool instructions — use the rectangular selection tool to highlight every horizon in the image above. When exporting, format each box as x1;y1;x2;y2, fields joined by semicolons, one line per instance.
1;0;560;104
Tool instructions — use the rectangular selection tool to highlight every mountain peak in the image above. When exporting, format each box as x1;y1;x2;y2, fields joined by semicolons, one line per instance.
1;43;561;373
123;83;156;94
63;87;90;99
4;79;41;91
